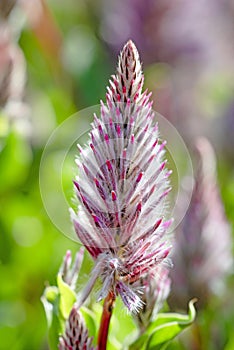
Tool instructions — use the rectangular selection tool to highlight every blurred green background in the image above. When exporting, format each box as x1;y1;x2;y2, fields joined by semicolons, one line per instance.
0;1;234;349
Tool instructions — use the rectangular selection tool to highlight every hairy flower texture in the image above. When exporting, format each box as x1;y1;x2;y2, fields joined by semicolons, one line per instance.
71;40;173;313
59;307;96;350
170;138;233;309
59;248;84;290
134;267;171;332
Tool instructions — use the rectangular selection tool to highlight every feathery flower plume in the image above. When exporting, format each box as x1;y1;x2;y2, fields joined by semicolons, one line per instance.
133;267;171;332
71;40;173;314
59;248;84;291
170;137;233;309
59;307;96;350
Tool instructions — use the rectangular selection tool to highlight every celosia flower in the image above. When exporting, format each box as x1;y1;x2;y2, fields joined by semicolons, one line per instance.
59;307;96;350
170;137;233;309
133;266;171;332
71;40;173;312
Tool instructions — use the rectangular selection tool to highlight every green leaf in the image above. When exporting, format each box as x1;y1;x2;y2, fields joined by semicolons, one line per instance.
42;277;77;350
57;274;76;320
129;334;149;350
80;307;97;340
41;287;62;350
146;299;197;350
129;299;197;350
41;287;59;327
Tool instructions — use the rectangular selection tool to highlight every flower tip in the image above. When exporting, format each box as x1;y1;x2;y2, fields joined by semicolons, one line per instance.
119;39;141;73
79;246;85;255
136;201;142;212
65;250;71;259
111;190;117;201
124;39;137;52
73;180;80;191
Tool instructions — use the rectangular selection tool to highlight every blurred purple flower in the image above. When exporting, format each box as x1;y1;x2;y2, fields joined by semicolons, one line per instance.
99;0;151;59
170;138;233;309
218;101;234;162
0;25;26;108
59;307;96;350
98;0;234;144
0;2;31;137
99;0;232;63
71;41;173;313
0;0;17;19
133;266;171;332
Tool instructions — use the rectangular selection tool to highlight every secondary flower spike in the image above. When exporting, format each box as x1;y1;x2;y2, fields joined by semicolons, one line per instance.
133;266;171;332
170;137;233;309
71;40;173;312
59;307;96;350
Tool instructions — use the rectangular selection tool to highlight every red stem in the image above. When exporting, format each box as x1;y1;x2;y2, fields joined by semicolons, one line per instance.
97;291;115;350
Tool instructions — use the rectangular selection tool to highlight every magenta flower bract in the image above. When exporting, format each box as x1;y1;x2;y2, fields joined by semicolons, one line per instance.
71;40;173;312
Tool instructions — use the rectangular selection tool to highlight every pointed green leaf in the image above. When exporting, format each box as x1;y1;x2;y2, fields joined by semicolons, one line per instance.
41;287;59;327
41;287;63;350
80;307;97;340
129;333;149;350
146;299;197;350
57;274;77;319
129;299;197;350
